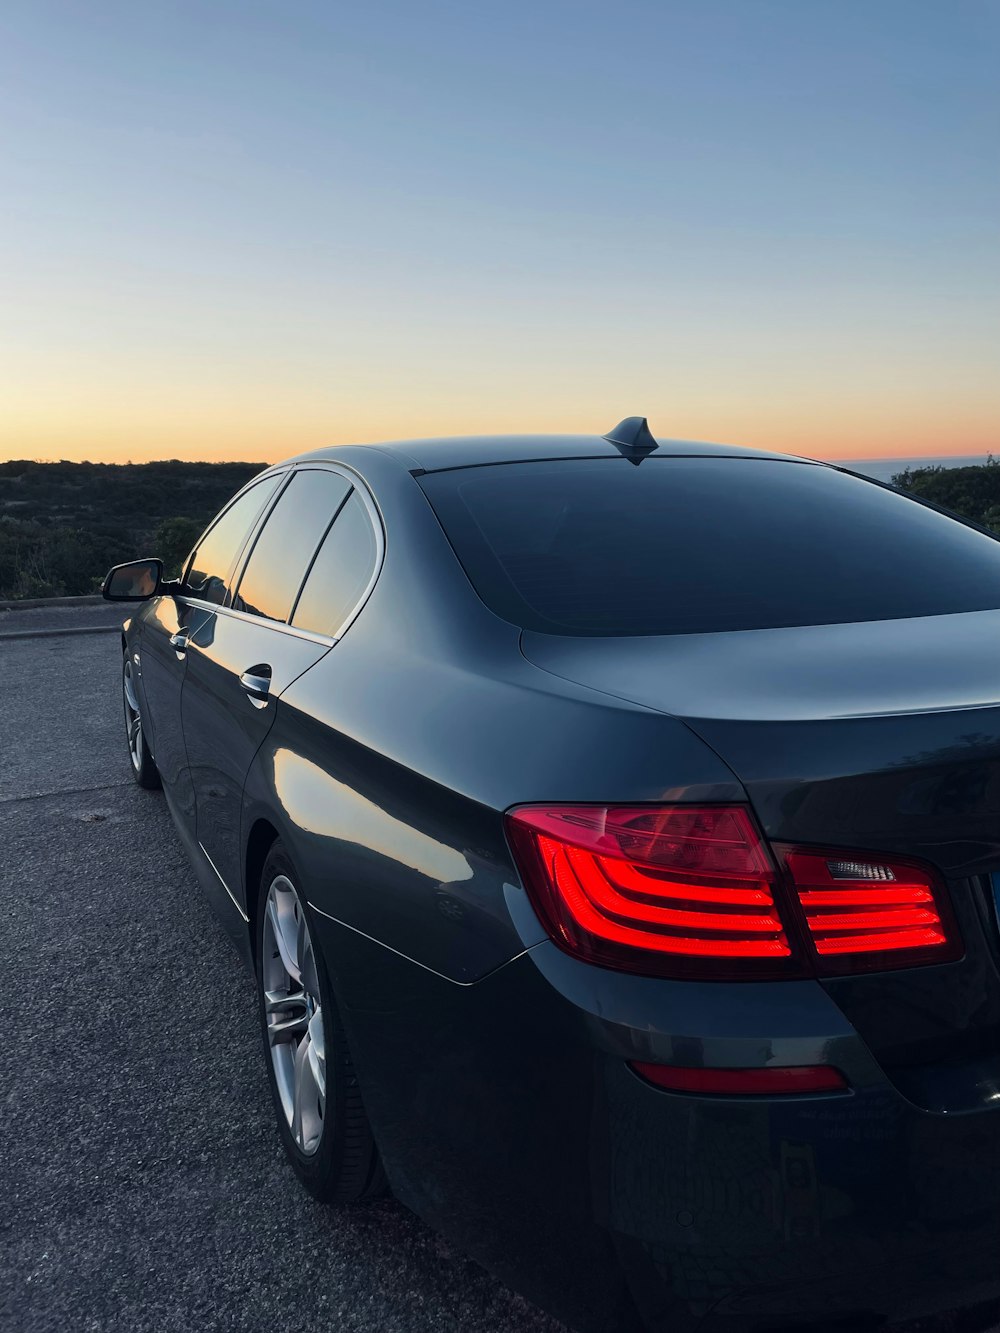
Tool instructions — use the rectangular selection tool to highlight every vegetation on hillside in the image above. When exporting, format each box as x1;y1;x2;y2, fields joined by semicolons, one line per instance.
889;456;1000;533
2;455;999;601
0;460;266;599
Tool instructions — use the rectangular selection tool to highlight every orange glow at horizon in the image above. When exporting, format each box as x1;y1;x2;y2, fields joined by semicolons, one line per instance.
1;396;995;467
2;291;996;467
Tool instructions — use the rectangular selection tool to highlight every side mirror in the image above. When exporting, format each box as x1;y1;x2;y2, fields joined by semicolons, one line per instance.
102;558;164;602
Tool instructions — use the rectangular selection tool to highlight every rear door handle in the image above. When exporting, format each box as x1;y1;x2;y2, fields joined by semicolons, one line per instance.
169;632;189;659
239;666;272;708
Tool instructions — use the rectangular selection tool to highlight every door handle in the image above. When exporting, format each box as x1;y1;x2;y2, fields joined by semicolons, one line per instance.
239;666;272;708
169;632;189;659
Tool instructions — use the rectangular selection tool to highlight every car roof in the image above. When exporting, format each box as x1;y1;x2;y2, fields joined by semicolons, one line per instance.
281;429;819;475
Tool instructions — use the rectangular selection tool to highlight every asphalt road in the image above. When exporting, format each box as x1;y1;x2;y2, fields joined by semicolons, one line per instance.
0;598;125;640
3;610;998;1333
0;613;566;1333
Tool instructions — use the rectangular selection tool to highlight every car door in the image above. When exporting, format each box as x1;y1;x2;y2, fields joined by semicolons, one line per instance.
180;466;357;911
138;473;283;829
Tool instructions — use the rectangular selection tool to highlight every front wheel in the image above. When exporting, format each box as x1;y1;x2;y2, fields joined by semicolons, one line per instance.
122;652;160;789
256;841;386;1203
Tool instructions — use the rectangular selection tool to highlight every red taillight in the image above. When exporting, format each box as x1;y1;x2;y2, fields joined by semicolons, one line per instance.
777;845;962;974
630;1062;849;1096
504;805;801;980
505;804;962;980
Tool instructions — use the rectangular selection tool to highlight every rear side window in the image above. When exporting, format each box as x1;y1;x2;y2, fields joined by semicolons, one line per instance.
291;491;379;637
233;469;352;622
419;458;1000;636
186;474;282;606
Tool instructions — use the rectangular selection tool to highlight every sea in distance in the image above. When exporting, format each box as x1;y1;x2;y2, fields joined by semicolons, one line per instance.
826;454;992;483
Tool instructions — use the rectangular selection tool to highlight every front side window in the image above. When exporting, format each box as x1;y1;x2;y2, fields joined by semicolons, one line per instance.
291;491;379;637
186;474;282;606
233;469;352;623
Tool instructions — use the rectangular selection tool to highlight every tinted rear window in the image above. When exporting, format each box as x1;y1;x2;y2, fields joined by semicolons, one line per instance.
419;458;1000;636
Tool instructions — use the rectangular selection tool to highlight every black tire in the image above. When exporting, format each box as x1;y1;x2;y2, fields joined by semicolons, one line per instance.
122;651;161;790
255;840;386;1204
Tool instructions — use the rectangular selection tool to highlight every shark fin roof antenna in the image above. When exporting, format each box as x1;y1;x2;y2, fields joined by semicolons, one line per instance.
603;416;659;465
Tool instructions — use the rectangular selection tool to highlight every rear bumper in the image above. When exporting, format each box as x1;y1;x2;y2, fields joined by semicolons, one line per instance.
536;940;1000;1331
601;1054;1000;1331
316;911;1000;1333
701;1240;1000;1331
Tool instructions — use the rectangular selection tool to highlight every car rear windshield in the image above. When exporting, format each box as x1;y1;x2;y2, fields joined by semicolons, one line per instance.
419;457;1000;636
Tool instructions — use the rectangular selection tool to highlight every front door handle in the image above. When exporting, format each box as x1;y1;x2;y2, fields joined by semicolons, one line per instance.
239;666;272;708
169;632;189;659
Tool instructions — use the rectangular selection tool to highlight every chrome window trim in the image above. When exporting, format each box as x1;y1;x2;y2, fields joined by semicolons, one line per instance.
222;468;296;608
225;459;385;642
228;464;349;622
286;483;353;627
179;596;336;647
290;464;385;642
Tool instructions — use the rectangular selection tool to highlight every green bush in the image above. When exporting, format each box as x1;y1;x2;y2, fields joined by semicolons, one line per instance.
891;456;1000;533
154;516;204;580
0;459;266;599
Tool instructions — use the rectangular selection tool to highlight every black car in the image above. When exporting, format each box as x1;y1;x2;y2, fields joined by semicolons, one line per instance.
104;420;1000;1333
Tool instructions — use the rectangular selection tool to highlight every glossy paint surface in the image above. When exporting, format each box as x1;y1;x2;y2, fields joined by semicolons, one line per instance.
135;596;210;829
181;607;329;904
120;433;1000;1333
523;610;1000;722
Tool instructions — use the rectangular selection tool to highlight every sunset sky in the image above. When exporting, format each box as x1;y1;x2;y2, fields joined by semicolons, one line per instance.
1;0;997;465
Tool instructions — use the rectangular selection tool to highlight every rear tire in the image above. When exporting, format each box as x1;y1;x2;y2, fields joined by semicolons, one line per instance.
122;651;160;790
255;840;386;1203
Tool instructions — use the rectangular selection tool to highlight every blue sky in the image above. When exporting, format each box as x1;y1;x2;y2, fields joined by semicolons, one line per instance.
1;0;997;461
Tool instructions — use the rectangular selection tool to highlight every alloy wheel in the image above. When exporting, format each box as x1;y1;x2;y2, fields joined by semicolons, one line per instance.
262;876;326;1156
123;657;143;772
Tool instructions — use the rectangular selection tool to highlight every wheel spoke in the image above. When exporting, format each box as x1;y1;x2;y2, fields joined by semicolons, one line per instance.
295;908;309;989
267;891;300;980
307;1009;326;1101
291;1030;311;1148
301;933;321;1004
123;665;140;713
264;987;309;1045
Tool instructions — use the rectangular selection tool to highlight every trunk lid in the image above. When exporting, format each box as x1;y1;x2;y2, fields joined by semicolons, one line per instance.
522;611;1000;1111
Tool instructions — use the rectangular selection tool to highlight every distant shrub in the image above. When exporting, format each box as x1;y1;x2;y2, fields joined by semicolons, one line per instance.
891;456;1000;533
0;459;266;599
154;516;204;579
0;518;133;598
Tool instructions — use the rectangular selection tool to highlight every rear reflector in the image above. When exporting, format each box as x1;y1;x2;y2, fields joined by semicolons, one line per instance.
504;805;801;979
777;845;962;974
630;1062;849;1096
